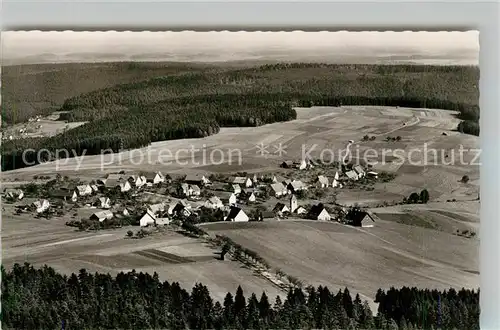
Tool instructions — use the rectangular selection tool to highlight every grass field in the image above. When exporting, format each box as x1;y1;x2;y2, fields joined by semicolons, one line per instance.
201;216;479;305
1;204;283;302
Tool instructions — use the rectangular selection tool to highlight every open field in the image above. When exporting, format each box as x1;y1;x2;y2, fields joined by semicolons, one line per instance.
3;105;480;206
201;216;479;304
1;204;283;302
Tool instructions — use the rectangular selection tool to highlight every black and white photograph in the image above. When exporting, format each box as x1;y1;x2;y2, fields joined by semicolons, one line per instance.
1;30;480;329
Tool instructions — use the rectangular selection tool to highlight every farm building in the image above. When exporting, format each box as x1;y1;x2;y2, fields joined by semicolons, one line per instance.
270;182;287;197
307;204;331;221
76;184;93;196
98;197;111;209
273;202;290;215
51;189;78;202
287;180;307;193
290;194;298;213
204;196;224;209
90;184;99;192
4;188;24;200
353;165;365;178
185;174;210;186
280;161;294;168
155;217;171;226
345;209;375;227
258;211;276;221
140;210;156;227
33;199;50;213
231;184;242;195
190;185;201;196
90;210;114;222
231;177;247;185
317;175;329;188
224;206;249;222
345;170;359;181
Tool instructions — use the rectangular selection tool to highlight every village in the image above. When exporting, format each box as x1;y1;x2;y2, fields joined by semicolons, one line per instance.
3;157;384;238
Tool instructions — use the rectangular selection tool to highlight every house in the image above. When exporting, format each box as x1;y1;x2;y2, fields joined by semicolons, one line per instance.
353;165;365;178
76;184;93;196
171;200;192;217
331;172;340;188
204;196;224;209
345;209;376;227
317;175;329;188
139;210;156;227
4;188;24;200
98;197;111;209
224;206;249;222
232;184;242;195
90;210;114;222
146;172;165;185
232;177;247;185
246;192;256;203
33;199;50;213
179;183;194;197
105;179;128;191
270;182;287;197
243;178;253;188
190;185;201;196
118;181;132;192
345;170;359;181
51;189;78;202
281;161;294;168
228;193;237;206
185;174;210;186
298;159;314;170
90;184;99;193
296;206;307;215
258;211;276;221
252;174;259;184
367;171;379;179
128;175;145;188
308;204;331;221
287;180;307;194
273;202;290;215
290;194;298;213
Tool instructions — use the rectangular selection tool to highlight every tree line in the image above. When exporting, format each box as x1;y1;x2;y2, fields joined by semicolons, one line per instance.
1;263;479;330
2;64;479;171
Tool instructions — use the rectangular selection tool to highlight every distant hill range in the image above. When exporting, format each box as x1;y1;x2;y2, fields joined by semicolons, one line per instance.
2;49;478;66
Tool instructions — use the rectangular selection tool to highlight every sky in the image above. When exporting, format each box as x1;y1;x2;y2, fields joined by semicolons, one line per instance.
1;31;480;65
